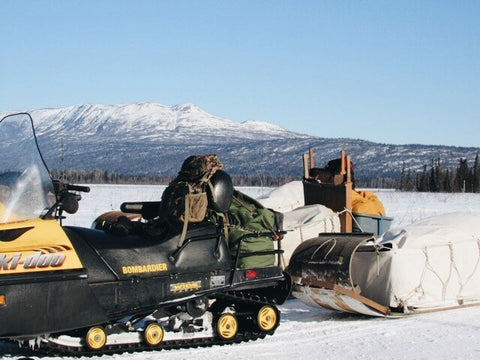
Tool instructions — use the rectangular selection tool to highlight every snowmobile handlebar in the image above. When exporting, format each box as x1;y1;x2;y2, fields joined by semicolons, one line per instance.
53;180;90;194
65;183;90;193
42;180;90;221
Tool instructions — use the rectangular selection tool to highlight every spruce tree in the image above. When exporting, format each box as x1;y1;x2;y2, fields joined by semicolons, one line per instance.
473;153;480;193
456;158;470;193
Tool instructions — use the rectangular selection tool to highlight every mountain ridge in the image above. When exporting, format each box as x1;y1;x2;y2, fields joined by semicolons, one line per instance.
1;103;478;181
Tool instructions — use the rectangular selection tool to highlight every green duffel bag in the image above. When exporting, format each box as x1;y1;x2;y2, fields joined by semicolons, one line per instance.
227;190;279;269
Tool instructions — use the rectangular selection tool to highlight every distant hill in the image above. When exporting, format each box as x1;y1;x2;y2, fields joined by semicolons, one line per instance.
2;103;478;182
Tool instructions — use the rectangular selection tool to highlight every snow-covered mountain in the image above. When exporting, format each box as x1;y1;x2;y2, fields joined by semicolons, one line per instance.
28;103;301;142
1;103;478;179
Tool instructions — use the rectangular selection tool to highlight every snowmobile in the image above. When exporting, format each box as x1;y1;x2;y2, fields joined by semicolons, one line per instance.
0;113;290;355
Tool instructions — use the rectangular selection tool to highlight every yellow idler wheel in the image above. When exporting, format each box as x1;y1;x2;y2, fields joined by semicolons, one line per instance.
85;326;107;351
256;305;279;332
144;322;164;346
216;313;238;340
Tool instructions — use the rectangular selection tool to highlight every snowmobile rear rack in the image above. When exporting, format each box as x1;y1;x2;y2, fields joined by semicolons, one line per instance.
233;231;286;269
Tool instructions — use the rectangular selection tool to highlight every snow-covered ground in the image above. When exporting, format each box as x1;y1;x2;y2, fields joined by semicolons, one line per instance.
2;185;480;360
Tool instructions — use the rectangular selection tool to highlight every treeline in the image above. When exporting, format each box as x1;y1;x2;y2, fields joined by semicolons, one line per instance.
356;177;399;189
230;174;296;187
51;153;480;193
399;153;480;193
50;169;296;187
50;169;172;185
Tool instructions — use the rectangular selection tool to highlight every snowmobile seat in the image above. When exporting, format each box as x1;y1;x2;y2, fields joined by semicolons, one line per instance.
66;221;231;282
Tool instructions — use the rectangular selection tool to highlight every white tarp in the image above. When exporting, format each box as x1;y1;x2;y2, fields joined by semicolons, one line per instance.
352;213;480;310
257;181;341;263
257;181;305;212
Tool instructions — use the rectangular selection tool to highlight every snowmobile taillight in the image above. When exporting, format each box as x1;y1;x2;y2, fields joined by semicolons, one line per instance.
245;270;258;280
0;295;5;306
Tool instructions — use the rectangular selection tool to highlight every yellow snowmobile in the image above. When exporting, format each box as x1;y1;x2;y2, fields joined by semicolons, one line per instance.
0;113;290;355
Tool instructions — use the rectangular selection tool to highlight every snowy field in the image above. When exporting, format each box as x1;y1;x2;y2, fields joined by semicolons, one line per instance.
2;185;480;360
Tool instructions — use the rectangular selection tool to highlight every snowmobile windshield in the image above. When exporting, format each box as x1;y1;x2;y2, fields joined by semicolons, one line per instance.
0;113;54;223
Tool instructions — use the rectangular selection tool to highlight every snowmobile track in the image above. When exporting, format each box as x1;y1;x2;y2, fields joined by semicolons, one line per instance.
40;329;267;357
21;290;279;357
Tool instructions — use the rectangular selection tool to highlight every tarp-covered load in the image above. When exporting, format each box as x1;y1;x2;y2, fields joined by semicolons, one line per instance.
354;213;480;311
290;213;480;316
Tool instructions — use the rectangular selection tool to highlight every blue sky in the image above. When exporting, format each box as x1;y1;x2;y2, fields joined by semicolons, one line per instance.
1;0;479;147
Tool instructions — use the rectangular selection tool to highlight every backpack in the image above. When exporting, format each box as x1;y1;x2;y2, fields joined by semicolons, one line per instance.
160;154;223;246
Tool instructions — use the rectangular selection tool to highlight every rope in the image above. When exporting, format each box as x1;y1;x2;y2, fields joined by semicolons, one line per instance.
452;239;480;301
310;238;337;261
397;237;480;307
341;207;364;232
421;247;448;300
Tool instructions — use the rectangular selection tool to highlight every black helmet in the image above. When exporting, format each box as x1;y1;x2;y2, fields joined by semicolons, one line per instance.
207;170;233;213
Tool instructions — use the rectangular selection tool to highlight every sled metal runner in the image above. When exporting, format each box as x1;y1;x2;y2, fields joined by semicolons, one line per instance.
0;113;290;356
